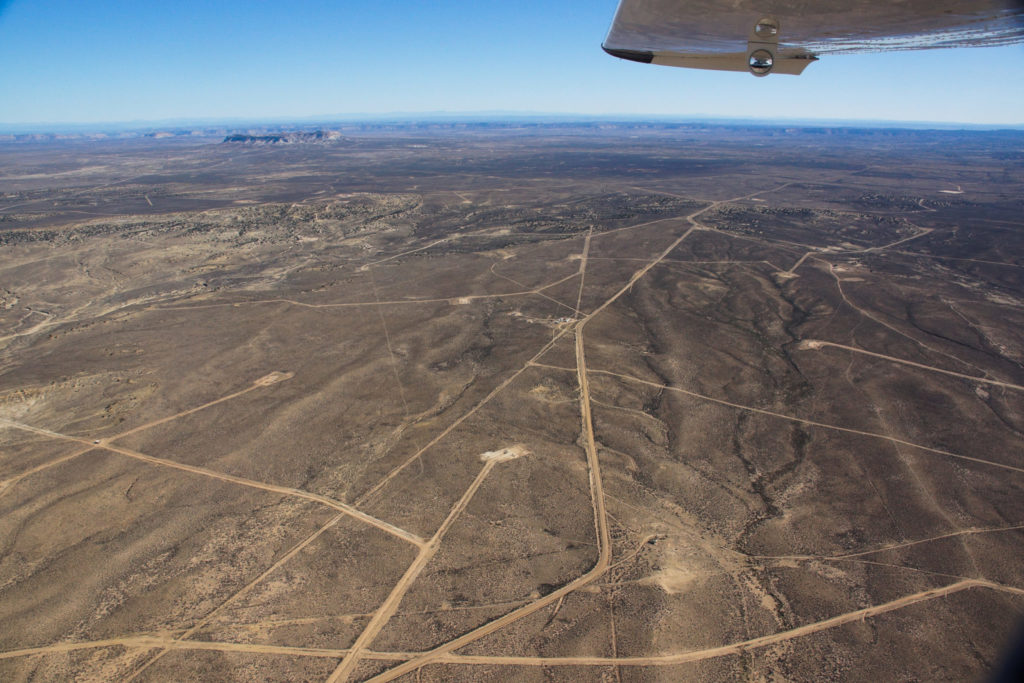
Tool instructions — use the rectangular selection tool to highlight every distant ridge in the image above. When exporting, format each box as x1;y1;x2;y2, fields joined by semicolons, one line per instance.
222;130;348;145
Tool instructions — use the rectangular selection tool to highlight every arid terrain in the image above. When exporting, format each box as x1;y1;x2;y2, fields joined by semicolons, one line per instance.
1;122;1023;681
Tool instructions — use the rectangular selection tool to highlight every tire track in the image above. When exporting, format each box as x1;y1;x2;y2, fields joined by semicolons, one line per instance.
426;580;1024;668
328;454;513;681
543;365;1024;475
0;418;424;546
799;339;1024;392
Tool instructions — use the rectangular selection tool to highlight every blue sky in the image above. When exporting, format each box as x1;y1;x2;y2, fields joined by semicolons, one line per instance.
1;0;1022;126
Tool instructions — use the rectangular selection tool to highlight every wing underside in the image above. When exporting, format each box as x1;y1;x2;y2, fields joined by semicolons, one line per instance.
603;0;1024;75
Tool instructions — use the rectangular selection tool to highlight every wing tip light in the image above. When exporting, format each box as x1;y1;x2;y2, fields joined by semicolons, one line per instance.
602;45;655;64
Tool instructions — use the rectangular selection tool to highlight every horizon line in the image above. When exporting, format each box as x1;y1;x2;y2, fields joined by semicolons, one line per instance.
2;112;1024;135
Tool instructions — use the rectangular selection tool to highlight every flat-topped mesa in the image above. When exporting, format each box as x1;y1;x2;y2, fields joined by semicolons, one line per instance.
221;130;348;145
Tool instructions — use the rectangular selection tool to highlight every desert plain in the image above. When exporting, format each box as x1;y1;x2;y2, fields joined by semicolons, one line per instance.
1;122;1023;681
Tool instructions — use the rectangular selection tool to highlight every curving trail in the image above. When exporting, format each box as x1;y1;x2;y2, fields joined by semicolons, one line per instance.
754;523;1024;562
0;417;424;546
488;262;582;316
123;511;354;681
5;582;1023;668
349;311;582;509
821;260;996;378
10;179;1014;682
574;227;593;315
110;372;292;442
799;339;1024;392
328;453;519;680
886;250;1024;269
0;636;415;663
156;270;583;313
364;186;788;682
0;445;94;497
0;637;354;661
359;326;614;683
102;441;425;546
423;580;1024;668
527;364;1024;475
98;210;687;682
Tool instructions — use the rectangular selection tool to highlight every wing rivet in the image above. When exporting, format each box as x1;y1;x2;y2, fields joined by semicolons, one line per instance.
748;49;774;76
754;17;779;38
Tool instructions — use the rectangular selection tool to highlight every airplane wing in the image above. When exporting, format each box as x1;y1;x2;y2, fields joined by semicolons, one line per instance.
603;0;1024;76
